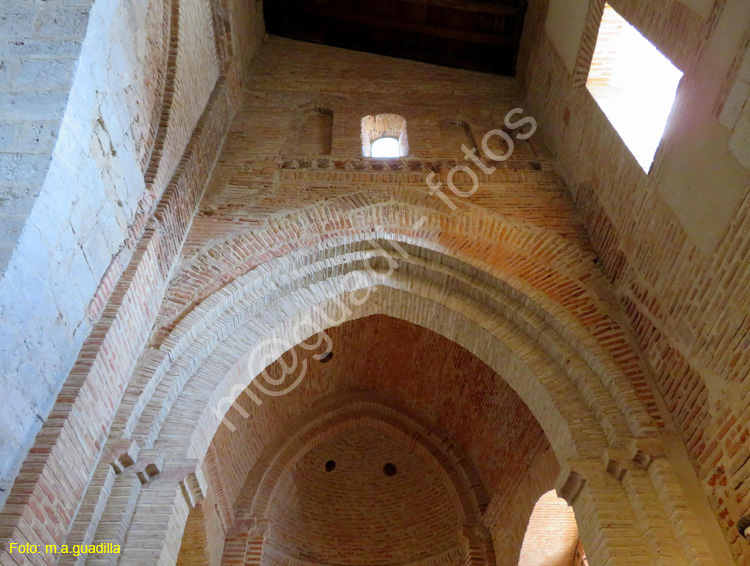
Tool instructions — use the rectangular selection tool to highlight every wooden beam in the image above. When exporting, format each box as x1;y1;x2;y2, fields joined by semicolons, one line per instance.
396;0;522;17
282;5;516;48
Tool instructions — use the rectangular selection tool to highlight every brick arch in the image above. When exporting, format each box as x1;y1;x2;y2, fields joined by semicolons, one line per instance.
152;187;597;343
361;113;410;156
166;283;598;462
137;190;660;437
106;234;720;566
112;235;659;474
215;391;497;566
140;0;177;175
116;209;659;457
144;0;223;195
231;391;489;531
138;0;231;205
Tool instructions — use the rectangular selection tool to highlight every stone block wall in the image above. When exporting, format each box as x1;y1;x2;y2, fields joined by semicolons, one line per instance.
0;0;261;506
0;0;90;271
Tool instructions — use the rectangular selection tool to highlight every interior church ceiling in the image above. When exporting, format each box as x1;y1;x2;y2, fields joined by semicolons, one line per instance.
1;0;749;563
263;0;528;75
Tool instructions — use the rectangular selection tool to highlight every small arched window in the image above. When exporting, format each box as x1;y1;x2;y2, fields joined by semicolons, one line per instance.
371;137;400;158
361;114;408;158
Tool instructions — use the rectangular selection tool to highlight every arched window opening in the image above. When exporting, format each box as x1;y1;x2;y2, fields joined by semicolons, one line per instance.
518;490;579;566
371;137;400;158
297;108;333;155
361;113;408;157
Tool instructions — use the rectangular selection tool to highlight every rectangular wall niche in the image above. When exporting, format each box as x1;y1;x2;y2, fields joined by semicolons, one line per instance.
586;3;683;173
298;109;333;155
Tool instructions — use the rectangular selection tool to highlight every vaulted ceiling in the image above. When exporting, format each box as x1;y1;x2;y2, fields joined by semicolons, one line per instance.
263;0;528;75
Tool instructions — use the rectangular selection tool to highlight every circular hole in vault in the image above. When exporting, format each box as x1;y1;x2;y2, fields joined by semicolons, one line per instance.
383;463;397;476
319;351;333;363
325;460;336;472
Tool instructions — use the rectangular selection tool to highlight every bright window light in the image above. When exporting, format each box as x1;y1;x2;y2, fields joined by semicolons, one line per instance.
586;4;683;172
371;137;401;158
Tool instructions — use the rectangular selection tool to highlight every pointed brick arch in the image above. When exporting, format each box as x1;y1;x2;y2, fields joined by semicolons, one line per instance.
118;191;663;459
117;231;657;461
115;249;633;466
158;281;604;462
88;193;719;566
152;186;601;347
216;392;495;566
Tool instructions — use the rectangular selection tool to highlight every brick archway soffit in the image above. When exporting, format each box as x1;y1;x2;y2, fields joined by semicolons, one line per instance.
168;283;597;462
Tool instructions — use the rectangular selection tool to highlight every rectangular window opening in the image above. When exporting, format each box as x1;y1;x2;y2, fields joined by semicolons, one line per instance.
586;4;683;173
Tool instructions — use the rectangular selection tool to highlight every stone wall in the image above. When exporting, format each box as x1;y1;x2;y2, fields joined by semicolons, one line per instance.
0;0;263;507
0;0;90;271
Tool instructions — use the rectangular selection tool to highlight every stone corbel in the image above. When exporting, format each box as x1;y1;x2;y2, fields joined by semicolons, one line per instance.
133;450;164;483
627;438;665;470
555;465;587;505
602;447;630;481
102;440;141;473
602;439;666;481
154;459;205;508
180;473;204;508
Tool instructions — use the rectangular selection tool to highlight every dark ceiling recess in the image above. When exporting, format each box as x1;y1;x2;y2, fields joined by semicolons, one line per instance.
263;0;528;76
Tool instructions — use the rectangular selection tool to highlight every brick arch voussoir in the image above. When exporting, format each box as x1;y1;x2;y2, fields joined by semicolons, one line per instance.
123;237;656;453
147;282;609;471
143;0;229;189
138;0;183;189
154;188;599;345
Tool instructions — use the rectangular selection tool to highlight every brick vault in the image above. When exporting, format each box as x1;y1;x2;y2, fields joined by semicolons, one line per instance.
0;1;749;566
